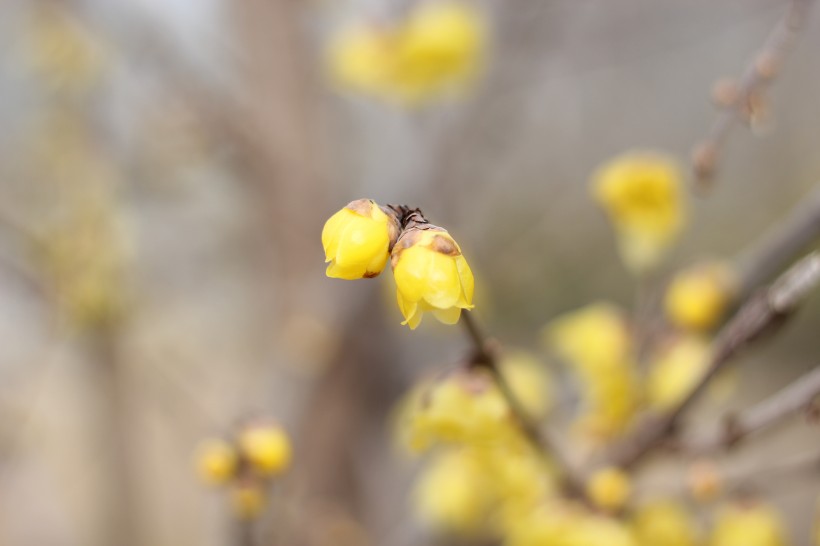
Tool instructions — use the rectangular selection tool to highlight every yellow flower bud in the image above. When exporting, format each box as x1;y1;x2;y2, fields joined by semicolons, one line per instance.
391;227;474;329
592;152;685;274
230;482;266;520
665;262;736;331
238;424;292;477
587;467;632;512
195;438;238;485
710;501;788;546
327;23;394;96
646;336;711;411
322;199;400;280
631;499;700;546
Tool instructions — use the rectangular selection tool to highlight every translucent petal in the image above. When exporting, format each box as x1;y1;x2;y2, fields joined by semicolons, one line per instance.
396;289;418;322
455;255;475;306
433;306;461;325
422;251;461;309
406;307;424;330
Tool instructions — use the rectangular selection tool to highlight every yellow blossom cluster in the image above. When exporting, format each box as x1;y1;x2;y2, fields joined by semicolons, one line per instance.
322;199;475;329
646;335;712;411
327;1;486;105
394;353;558;537
195;422;292;520
544;303;641;442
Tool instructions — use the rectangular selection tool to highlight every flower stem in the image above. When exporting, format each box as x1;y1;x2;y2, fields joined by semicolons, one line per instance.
459;311;589;501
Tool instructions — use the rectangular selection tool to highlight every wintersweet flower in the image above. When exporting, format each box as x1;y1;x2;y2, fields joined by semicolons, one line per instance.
592;152;686;274
392;1;485;103
237;423;293;477
631;500;700;546
664;261;736;331
326;1;486;105
391;226;474;329
195;438;238;485
322;199;400;280
646;336;711;411
710;502;788;546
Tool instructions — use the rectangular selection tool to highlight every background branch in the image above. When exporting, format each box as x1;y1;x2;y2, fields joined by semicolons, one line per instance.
607;252;820;469
692;0;813;184
675;364;820;455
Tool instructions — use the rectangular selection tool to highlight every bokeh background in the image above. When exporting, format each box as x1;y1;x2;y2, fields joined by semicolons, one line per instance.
0;0;818;545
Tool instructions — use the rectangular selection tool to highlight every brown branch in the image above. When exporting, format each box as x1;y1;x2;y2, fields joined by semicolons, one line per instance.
692;0;813;185
606;251;820;469
734;184;820;298
676;365;820;455
460;311;589;500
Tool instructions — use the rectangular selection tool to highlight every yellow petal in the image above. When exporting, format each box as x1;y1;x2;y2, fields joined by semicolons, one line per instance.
433;306;462;325
326;259;365;280
321;208;352;260
422;250;462;309
394;246;432;302
455;255;475;306
335;216;388;267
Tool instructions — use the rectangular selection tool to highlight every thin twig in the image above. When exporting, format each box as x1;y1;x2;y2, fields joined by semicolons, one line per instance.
734;184;820;298
459;311;589;499
606;252;820;469
692;0;813;185
676;365;820;455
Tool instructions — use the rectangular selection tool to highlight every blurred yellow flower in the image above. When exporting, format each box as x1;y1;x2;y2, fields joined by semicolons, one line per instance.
238;424;292;477
327;1;486;105
391;227;474;329
392;1;485;103
544;302;632;370
195;438;238;485
631;499;700;546
397;369;516;453
646;336;711;411
586;467;632;512
327;23;394;96
710;502;789;546
500;350;553;419
322;199;400;280
414;444;554;537
25;5;107;93
665;261;736;331
592;152;686;274
414;448;494;534
507;504;638;546
230;482;266;520
544;304;640;440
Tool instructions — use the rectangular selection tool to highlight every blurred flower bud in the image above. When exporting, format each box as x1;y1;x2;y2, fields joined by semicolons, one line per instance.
322;199;400;280
692;141;718;184
391;226;474;329
586;467;632;512
592;152;685;274
195;438;238;485
664;261;736;331
230;481;266;520
687;459;723;503
544;302;632;369
646;336;711;411
238;423;293;477
499;350;553;419
392;1;486;104
710;500;788;546
631;499;700;546
755;52;780;81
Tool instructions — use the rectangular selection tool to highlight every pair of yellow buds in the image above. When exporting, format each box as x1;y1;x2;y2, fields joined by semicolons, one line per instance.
196;422;292;519
322;199;474;329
